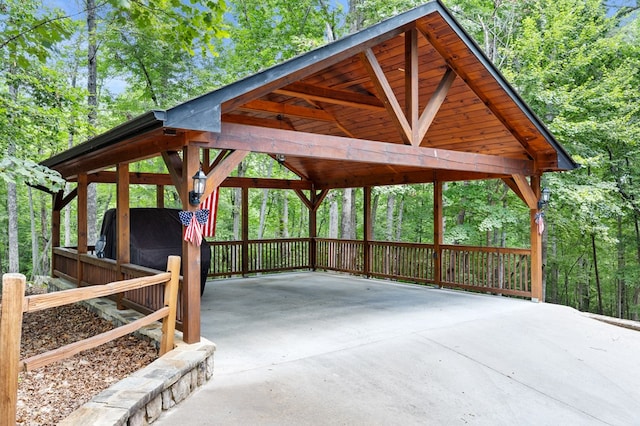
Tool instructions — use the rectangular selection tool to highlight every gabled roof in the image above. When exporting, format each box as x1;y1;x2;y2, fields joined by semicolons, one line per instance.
43;0;576;187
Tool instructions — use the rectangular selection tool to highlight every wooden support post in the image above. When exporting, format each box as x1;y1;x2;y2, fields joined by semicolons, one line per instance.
156;184;165;208
51;191;63;277
309;189;318;271
160;255;182;356
530;175;543;302
77;173;88;286
116;164;130;309
0;273;26;425
363;186;372;277
434;181;443;286
241;186;249;276
117;164;130;269
181;145;201;344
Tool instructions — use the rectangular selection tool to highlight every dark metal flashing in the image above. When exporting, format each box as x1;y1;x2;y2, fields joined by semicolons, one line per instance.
41;111;164;169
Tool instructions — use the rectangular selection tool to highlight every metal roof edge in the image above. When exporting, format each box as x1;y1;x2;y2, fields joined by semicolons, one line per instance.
41;111;165;169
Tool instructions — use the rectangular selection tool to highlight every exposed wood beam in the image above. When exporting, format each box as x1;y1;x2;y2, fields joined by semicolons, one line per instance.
316;169;508;189
312;189;330;211
204;149;231;174
502;177;525;205
222;113;296;130
360;48;413;145
405;29;419;144
274;82;385;111
417;25;537;160
416;67;456;146
161;151;183;190
189;123;534;176
267;154;310;180
511;174;538;209
294;189;313;210
202;149;250;200
54;129;186;180
222;177;312;190
57;188;78;210
238;99;336;122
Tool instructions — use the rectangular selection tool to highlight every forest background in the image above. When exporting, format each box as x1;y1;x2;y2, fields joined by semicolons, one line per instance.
1;0;639;320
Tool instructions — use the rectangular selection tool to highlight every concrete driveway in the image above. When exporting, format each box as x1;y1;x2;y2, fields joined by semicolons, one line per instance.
155;272;640;425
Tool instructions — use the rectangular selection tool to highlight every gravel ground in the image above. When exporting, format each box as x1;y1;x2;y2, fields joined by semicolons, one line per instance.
9;289;158;425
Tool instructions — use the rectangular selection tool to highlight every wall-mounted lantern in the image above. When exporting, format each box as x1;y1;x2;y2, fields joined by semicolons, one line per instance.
189;169;207;206
537;187;551;210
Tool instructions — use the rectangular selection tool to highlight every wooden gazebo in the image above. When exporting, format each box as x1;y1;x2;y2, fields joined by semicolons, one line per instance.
41;1;576;344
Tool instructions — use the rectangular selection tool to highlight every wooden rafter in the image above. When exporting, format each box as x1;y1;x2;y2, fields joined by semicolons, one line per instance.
239;99;336;122
222;113;296;131
274;81;385;111
360;48;413;145
189;123;534;176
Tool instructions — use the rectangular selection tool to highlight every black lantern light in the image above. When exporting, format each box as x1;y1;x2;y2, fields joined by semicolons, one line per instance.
189;169;207;206
537;187;551;210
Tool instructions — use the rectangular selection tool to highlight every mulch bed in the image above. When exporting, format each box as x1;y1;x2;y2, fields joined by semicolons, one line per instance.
1;285;158;425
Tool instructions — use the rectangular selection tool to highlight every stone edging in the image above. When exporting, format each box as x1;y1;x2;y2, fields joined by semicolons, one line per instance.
49;278;216;426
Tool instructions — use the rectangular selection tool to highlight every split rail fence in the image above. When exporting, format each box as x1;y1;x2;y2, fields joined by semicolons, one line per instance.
0;255;181;425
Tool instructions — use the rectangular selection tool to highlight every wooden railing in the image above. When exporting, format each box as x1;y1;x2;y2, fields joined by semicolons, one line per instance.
315;239;531;297
369;241;435;284
52;247;185;323
316;238;364;274
441;245;531;297
208;238;310;277
0;256;181;424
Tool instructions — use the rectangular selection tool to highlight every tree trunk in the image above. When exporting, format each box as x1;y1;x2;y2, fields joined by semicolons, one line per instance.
371;192;379;239
617;215;625;318
86;0;98;246
591;233;604;315
281;193;289;238
7;74;19;273
341;188;355;239
328;191;339;239
395;196;404;241
258;161;273;239
232;161;246;240
386;193;395;241
28;187;39;278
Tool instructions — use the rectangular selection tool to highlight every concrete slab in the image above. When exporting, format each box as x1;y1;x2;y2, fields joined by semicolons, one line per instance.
155;272;640;425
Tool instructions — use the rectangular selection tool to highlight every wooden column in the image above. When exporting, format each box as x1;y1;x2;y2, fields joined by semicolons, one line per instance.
241;186;249;276
433;181;443;286
51;191;63;276
530;175;543;302
363;186;372;277
309;189;318;271
156;184;165;208
77;173;88;286
0;273;26;424
181;145;201;343
116;163;130;282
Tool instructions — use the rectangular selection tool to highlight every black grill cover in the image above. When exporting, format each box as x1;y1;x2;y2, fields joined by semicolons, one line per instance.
98;208;210;294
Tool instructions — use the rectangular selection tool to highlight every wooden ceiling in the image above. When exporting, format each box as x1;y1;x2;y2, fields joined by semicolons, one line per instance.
42;1;576;192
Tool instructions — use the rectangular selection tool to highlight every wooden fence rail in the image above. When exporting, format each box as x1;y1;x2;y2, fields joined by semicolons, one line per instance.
0;256;181;425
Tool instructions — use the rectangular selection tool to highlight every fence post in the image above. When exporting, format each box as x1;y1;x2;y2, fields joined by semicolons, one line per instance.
0;273;26;425
160;256;181;356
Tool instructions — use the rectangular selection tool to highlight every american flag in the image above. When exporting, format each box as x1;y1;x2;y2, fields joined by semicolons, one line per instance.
199;189;219;238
